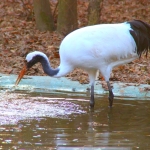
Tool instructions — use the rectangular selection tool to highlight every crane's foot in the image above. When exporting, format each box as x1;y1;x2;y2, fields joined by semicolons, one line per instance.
108;90;114;107
90;99;95;108
90;84;95;108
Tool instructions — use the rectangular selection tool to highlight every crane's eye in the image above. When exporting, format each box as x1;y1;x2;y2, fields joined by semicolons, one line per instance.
24;60;27;64
23;60;28;68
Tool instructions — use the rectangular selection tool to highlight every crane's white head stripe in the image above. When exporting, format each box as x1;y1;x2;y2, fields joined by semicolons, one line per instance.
26;51;48;62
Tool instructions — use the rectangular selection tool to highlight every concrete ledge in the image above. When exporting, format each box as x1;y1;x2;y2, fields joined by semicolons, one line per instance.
0;74;150;99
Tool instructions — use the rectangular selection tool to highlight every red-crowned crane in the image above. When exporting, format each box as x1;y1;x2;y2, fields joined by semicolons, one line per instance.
15;20;149;108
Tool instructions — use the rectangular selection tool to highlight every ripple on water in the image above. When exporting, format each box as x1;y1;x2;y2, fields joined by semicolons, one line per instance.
0;93;86;125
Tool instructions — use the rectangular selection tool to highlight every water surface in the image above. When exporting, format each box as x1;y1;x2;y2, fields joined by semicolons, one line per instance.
0;92;150;149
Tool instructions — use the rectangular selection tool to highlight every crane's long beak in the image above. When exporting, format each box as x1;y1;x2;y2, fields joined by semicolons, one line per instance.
15;65;27;86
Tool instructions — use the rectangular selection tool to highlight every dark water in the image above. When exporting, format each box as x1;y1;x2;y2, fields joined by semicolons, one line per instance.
0;92;150;150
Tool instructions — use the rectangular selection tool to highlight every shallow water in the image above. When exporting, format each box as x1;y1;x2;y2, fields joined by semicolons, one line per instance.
0;92;150;150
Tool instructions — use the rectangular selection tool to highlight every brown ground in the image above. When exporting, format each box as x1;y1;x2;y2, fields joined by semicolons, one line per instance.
0;0;150;86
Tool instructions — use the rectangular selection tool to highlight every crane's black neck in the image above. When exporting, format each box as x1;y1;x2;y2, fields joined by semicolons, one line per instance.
27;54;59;76
41;57;59;76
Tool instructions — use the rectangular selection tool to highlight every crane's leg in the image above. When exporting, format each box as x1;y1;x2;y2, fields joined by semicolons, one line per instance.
106;81;114;107
90;84;95;108
88;69;98;108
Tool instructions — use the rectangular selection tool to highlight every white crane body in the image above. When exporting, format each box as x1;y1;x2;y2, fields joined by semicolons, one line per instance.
58;22;138;81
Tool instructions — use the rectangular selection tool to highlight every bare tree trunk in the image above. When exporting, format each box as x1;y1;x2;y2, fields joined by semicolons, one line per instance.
33;0;55;31
57;0;77;35
88;0;103;25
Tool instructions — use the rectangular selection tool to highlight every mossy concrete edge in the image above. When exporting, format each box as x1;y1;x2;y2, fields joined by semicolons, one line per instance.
0;73;150;99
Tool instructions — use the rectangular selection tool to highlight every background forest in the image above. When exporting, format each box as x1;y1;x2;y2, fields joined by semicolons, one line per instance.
0;0;150;85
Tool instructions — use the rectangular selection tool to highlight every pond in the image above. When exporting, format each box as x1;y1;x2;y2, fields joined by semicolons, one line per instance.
0;91;150;150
